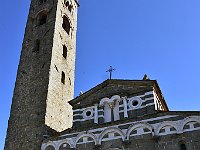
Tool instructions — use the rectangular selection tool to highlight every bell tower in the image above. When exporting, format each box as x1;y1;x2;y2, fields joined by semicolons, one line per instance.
4;0;79;149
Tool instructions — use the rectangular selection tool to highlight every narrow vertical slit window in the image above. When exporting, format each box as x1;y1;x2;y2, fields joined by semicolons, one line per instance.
61;72;65;84
62;16;71;34
63;45;68;59
33;39;40;52
39;13;47;25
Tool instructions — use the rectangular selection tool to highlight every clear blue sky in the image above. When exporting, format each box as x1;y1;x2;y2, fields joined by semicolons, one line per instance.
1;0;200;148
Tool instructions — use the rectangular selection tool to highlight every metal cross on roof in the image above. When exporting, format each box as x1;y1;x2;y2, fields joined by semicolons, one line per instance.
106;66;116;80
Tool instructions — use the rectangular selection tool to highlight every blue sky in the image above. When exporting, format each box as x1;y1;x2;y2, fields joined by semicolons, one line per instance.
1;0;200;148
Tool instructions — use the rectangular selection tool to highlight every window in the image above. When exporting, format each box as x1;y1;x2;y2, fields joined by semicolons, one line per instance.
179;142;187;150
64;0;73;13
61;72;65;84
39;13;47;25
100;95;121;123
86;111;91;116
40;0;47;4
33;39;40;52
62;16;71;34
63;45;67;58
83;108;94;119
65;0;69;7
132;100;139;106
68;5;73;12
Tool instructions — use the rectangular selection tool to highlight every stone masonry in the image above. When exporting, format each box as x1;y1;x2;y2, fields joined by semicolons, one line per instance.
4;1;200;150
4;0;79;149
41;80;200;150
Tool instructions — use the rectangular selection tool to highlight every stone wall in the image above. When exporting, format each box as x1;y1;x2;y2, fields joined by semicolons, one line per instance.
45;0;78;132
41;113;200;150
4;0;78;149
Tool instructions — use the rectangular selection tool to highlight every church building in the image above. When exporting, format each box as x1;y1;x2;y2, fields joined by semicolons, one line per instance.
4;0;200;150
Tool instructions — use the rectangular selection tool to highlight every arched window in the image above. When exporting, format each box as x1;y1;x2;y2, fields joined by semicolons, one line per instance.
100;95;121;123
68;5;73;12
62;16;71;34
33;39;40;52
65;0;69;7
64;0;73;13
37;12;48;26
40;0;47;4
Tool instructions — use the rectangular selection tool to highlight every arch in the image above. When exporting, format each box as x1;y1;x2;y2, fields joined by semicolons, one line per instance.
64;0;70;7
100;95;121;123
126;122;154;140
75;132;98;146
34;8;49;19
44;141;56;150
64;0;73;13
100;95;121;106
35;10;48;26
110;95;121;102
58;139;74;149
181;116;200;132
98;127;125;145
100;97;111;106
156;121;178;135
39;0;47;4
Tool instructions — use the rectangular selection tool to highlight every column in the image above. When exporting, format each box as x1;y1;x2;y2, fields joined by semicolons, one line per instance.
122;97;128;118
94;104;98;124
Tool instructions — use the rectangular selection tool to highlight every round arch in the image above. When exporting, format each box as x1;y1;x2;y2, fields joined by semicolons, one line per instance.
156;121;178;135
181;116;200;131
98;127;125;145
75;132;98;146
44;141;56;150
126;122;154;140
57;139;74;149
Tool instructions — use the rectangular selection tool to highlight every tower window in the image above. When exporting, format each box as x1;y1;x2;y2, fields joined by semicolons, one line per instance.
61;72;65;84
39;13;47;25
33;39;40;52
65;0;69;7
62;16;71;34
68;5;73;12
63;45;68;59
39;0;47;4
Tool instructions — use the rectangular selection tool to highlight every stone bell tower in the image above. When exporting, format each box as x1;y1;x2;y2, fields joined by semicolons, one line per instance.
4;0;79;149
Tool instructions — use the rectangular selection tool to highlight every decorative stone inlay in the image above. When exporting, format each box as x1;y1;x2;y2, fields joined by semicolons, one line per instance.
128;97;142;109
83;108;94;119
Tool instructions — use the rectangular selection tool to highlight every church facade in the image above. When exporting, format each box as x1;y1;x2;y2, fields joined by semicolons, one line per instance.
42;79;200;150
4;0;200;150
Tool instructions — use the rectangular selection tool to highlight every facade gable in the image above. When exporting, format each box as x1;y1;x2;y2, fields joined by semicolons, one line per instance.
70;79;168;128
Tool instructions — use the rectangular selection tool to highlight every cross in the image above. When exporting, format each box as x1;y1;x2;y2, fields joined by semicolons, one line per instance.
106;66;116;80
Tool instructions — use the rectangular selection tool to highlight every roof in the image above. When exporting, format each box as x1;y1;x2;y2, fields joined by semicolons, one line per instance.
69;79;169;111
